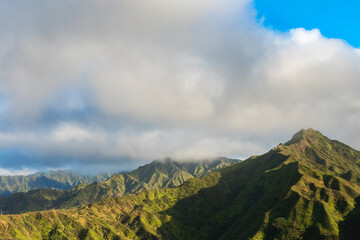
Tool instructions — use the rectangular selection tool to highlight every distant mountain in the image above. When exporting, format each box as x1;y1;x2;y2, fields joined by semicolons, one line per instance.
0;170;114;196
0;157;237;214
2;129;360;239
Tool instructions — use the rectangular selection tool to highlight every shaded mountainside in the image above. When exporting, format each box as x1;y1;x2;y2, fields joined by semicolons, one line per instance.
0;170;114;196
2;129;360;239
0;158;236;214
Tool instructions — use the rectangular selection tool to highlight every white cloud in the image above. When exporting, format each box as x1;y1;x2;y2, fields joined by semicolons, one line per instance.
290;28;321;44
52;123;95;142
0;167;37;176
0;0;360;171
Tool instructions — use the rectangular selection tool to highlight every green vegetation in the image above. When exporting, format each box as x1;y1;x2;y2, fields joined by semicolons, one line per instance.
1;129;360;239
0;158;236;214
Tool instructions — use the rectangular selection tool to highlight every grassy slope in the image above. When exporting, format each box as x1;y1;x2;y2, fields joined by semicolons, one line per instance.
0;158;236;214
1;129;360;239
0;173;223;240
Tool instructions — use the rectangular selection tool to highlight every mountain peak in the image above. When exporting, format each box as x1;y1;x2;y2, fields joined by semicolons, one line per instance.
285;128;322;146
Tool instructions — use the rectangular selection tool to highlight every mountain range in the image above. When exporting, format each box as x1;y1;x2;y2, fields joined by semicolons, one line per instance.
0;170;115;196
0;157;236;214
1;129;360;239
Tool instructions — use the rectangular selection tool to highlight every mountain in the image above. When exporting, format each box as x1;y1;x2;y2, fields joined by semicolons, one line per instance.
0;170;114;196
2;129;360;239
0;157;237;214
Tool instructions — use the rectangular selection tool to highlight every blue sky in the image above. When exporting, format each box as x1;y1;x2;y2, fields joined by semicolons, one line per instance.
255;0;360;47
0;0;360;175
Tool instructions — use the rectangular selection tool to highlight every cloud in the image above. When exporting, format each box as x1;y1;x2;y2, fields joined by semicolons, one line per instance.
0;167;37;176
0;122;261;172
290;28;321;44
0;0;360;172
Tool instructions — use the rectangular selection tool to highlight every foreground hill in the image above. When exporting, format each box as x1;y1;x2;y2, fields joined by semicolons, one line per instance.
1;129;360;239
0;170;114;196
0;158;236;214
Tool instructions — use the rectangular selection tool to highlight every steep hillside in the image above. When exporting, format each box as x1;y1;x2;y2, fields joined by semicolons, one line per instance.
1;129;360;239
0;158;236;214
0;170;114;196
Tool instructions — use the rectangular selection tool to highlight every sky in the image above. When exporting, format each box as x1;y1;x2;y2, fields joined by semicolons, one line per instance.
255;0;360;47
0;0;360;175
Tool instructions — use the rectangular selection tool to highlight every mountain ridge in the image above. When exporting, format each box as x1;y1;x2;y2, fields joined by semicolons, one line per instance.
1;129;360;239
0;170;115;196
0;157;237;214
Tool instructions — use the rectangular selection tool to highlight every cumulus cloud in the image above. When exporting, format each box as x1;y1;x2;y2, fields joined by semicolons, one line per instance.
0;0;360;172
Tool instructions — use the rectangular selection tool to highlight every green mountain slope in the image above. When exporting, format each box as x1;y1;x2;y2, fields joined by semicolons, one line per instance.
1;129;360;239
0;170;114;196
0;157;236;214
